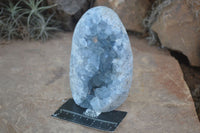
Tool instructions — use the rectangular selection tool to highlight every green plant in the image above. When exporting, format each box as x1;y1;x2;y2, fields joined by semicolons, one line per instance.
4;1;22;24
0;0;58;41
0;8;4;39
30;14;58;41
0;0;23;40
22;0;56;28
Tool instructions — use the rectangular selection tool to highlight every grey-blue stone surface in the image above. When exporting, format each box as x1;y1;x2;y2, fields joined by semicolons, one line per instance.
70;6;133;114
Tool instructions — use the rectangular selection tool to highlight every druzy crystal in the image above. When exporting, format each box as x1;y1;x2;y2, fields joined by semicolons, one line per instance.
70;6;133;116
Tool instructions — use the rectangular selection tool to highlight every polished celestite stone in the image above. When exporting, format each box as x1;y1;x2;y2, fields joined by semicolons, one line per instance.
70;6;133;116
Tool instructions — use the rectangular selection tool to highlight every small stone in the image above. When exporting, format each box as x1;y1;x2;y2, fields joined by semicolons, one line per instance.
47;0;91;31
70;6;133;114
84;109;101;117
94;0;151;32
151;0;200;66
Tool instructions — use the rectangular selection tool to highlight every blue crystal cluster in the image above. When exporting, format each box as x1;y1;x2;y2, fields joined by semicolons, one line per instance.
70;6;133;116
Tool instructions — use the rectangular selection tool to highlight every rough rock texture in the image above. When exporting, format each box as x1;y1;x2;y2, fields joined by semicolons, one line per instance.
47;0;91;31
0;33;199;132
70;6;133;114
151;0;200;66
149;0;156;3
94;0;151;33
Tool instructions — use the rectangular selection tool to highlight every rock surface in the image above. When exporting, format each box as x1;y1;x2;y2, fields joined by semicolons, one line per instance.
151;0;200;66
70;6;133;114
94;0;151;33
47;0;91;31
149;0;156;3
0;33;199;132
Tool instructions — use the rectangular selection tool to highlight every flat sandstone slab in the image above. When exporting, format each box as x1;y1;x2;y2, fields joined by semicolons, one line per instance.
0;33;199;133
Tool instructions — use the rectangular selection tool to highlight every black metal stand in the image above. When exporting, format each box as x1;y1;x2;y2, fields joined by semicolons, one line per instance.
52;98;127;131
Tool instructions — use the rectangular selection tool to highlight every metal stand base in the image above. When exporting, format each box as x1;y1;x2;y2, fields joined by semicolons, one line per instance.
52;98;127;131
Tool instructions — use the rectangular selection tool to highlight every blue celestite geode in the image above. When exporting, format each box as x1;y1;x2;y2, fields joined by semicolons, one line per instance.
70;6;133;116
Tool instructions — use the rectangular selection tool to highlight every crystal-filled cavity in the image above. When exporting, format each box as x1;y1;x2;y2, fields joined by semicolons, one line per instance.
70;6;133;114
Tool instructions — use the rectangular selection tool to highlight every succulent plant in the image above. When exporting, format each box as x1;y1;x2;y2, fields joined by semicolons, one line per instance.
0;0;58;41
